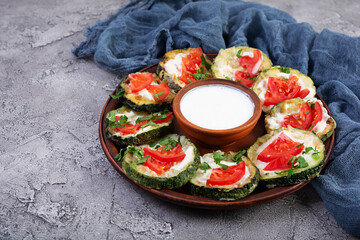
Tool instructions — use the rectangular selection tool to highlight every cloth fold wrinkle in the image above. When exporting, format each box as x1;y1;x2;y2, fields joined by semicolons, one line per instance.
72;0;360;236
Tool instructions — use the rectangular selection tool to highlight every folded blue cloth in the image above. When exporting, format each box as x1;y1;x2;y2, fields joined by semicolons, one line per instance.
73;0;360;236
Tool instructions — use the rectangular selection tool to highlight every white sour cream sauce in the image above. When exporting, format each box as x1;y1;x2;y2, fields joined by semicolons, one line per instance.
180;84;254;130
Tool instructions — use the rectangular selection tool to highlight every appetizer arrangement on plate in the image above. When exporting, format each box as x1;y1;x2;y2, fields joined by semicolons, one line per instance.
100;46;336;208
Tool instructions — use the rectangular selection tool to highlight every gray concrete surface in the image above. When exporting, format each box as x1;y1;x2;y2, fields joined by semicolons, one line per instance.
1;0;359;239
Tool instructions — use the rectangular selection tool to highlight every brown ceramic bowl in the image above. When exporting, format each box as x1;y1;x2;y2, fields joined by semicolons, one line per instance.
172;79;262;148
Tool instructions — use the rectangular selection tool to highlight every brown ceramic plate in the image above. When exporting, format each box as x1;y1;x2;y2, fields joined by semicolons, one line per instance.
99;54;335;209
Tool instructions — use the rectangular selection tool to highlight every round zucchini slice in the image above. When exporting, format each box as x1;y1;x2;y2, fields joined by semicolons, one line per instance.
105;106;173;147
247;127;325;188
116;72;175;113
252;66;316;113
265;98;336;141
156;47;212;92
211;46;272;87
189;151;260;201
121;134;200;189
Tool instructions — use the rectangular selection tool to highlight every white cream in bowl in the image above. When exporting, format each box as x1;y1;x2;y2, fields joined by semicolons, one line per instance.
180;84;254;130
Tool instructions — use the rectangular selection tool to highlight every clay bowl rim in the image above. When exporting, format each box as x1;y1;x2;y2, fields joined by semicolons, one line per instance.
172;78;262;137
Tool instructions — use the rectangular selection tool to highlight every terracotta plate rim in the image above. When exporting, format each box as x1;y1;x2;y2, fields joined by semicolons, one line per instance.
99;56;335;210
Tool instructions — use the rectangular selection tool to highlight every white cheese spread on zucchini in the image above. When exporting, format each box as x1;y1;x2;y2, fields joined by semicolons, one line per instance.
164;53;186;78
191;153;250;188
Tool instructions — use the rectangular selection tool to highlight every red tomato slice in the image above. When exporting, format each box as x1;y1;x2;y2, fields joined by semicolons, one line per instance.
146;84;170;102
143;156;174;175
143;144;185;163
129;73;153;93
298;89;310;99
263;157;293;171
115;122;140;135
263;75;301;106
206;161;246;186
234;70;254;88
189;46;203;58
179;47;204;84
238;49;262;77
152;112;173;124
310;101;323;130
282;102;312;129
258;132;304;171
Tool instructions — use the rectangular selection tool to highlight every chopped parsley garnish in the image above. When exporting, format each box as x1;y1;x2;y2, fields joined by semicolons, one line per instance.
311;152;320;160
158;136;170;146
280;66;290;74
154;92;165;99
140;120;158;128
108;111;129;128
236;49;243;58
149;141;157;147
303;146;317;154
177;136;182;147
126;146;149;166
200;162;212;173
163;140;178;151
135;109;169;124
225;76;231;80
310;103;315;109
157;136;178;151
275;155;309;177
232;150;246;164
296;143;304;148
201;55;211;71
190;67;211;80
136;114;155;124
297;156;309;168
115;149;125;162
109;88;125;99
302;146;321;160
262;69;268;73
213;152;228;170
191;72;208;80
305;111;310;115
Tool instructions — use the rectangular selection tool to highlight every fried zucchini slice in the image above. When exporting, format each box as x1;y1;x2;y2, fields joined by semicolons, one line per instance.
156;47;212;92
211;46;272;87
116;72;175;113
252;66;316;113
105;106;173;147
247;127;325;188
190;151;260;201
121;134;200;189
265;98;336;141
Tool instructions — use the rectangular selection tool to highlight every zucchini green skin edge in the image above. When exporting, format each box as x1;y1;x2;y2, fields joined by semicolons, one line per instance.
119;94;173;113
260;160;324;188
247;128;325;188
106;124;173;147
122;141;201;189
190;168;260;201
321;118;336;141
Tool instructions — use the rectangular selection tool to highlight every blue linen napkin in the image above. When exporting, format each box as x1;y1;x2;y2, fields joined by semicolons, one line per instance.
73;0;360;236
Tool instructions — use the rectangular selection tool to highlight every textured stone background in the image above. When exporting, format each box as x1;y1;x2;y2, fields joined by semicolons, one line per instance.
1;0;359;239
